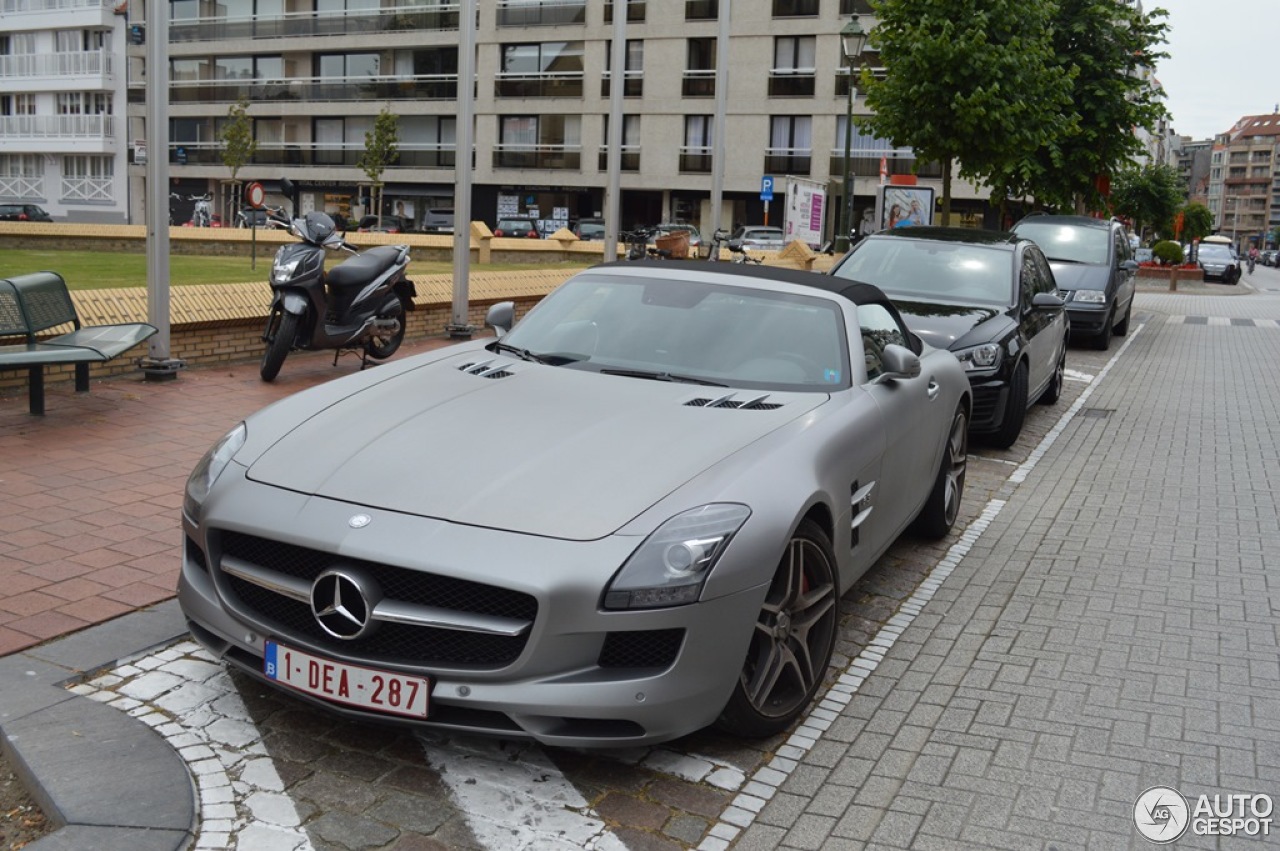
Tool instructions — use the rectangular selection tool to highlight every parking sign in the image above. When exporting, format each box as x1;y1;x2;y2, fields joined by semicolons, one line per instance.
761;176;774;201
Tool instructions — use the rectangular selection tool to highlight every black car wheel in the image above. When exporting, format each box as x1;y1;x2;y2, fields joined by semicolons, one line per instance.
717;518;837;739
1113;298;1133;337
1038;347;1066;405
1092;307;1113;351
991;362;1028;448
913;403;968;538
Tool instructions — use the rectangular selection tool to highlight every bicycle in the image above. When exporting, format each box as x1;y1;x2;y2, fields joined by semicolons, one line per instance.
728;239;763;264
704;228;731;261
621;228;656;261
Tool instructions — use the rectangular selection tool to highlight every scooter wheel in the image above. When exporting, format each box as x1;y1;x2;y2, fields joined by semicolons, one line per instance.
260;312;298;382
365;298;407;360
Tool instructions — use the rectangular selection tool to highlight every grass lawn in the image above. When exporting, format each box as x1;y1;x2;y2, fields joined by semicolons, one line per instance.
0;249;594;291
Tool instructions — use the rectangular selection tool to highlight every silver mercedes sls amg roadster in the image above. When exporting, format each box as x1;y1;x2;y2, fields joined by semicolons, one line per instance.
178;261;971;747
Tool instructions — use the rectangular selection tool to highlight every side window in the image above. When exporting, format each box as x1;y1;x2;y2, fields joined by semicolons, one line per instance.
1019;252;1037;308
858;302;908;382
1032;248;1057;294
1112;229;1128;266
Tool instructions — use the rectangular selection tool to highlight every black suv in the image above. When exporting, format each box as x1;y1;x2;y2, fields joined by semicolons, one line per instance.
1010;214;1137;350
0;203;53;222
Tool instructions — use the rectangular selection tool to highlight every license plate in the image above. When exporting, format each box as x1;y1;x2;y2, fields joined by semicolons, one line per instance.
264;640;430;719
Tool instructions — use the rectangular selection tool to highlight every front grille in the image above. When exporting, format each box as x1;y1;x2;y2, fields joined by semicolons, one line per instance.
215;531;537;668
598;629;684;669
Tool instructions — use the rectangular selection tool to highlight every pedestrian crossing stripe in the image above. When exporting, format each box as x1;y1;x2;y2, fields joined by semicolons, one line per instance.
1167;316;1280;328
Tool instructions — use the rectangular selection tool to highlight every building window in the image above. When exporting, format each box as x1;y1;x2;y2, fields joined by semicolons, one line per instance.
680;115;714;172
497;42;584;98
766;115;811;174
602;40;643;97
496;0;587;27
495;115;581;169
62;155;112;202
315;53;379;78
312;116;373;166
599;114;640;171
56;93;112;115
0;154;43;199
604;0;646;23
773;0;818;16
686;0;717;19
770;35;815;97
684;37;716;97
400;115;456;168
839;0;874;13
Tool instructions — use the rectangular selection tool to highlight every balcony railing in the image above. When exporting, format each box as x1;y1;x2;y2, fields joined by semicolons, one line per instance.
495;0;586;27
679;148;712;173
604;0;645;23
159;142;457;169
597;147;640;171
0;52;113;78
493;145;581;170
828;152;942;179
168;5;460;43
494;73;583;99
0;114;114;139
764;149;811;175
768;73;815;98
682;71;715;97
600;72;643;97
0;175;43;198
2;0;111;11
149;75;458;105
61;175;112;202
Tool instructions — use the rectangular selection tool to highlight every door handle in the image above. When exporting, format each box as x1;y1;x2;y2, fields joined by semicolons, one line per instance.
926;378;940;400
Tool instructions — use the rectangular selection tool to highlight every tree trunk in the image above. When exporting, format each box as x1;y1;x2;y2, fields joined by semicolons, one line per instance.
940;159;952;227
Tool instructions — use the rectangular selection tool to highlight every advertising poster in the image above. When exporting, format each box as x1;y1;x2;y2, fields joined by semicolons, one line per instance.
783;177;827;249
877;185;935;230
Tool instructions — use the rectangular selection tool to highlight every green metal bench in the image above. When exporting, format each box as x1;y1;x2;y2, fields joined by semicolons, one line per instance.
0;272;157;415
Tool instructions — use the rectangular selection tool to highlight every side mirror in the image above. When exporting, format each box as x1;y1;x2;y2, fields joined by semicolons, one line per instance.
485;301;516;337
875;344;922;383
1031;292;1065;311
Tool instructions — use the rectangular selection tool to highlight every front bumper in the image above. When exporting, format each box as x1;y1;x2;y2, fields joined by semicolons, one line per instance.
178;475;770;748
1065;303;1110;336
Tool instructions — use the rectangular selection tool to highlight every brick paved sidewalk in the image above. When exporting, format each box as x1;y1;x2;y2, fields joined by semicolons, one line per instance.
731;295;1280;848
0;338;458;657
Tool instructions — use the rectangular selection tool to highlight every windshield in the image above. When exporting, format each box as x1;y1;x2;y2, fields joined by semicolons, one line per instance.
1198;245;1234;261
833;238;1015;306
1012;222;1109;265
502;274;849;391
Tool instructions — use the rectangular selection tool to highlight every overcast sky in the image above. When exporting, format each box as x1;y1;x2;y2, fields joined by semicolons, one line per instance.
1151;0;1278;140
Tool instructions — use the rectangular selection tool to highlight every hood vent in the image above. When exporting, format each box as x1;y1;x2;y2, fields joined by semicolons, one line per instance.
686;393;781;411
457;359;515;379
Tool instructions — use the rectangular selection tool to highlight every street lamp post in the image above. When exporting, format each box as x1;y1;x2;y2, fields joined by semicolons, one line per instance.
836;17;868;254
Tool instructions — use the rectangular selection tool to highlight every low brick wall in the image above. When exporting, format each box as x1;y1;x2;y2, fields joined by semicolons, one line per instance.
0;270;569;396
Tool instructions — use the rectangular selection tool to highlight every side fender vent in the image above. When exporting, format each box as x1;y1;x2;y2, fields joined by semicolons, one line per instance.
686;393;781;411
457;359;515;379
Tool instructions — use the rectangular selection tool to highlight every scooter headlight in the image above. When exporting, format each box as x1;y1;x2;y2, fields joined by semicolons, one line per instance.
271;258;300;283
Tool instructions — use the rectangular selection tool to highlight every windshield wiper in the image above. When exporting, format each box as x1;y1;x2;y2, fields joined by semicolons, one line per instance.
600;368;727;387
488;341;583;366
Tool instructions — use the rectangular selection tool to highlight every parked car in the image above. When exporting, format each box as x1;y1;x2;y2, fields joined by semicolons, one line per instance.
730;226;786;251
1264;249;1278;267
0;203;53;222
493;217;540;238
1010;214;1137;350
421;208;455;234
831;227;1068;447
1196;243;1240;283
574;218;607;240
356;214;413;234
177;262;971;748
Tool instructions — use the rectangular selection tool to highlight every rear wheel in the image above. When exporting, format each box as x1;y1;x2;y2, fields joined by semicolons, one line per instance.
990;362;1028;448
260;311;298;382
913;404;968;538
365;297;407;360
1038;348;1066;405
717;519;837;739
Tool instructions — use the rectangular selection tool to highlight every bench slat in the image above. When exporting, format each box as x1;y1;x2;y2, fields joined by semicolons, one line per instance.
46;323;158;360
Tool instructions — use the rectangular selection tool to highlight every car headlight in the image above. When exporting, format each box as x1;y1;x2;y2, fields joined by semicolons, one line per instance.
184;422;247;520
271;257;300;283
603;504;751;610
1072;290;1107;304
953;342;1002;373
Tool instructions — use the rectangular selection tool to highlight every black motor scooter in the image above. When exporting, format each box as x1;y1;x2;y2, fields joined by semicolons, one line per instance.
260;205;416;381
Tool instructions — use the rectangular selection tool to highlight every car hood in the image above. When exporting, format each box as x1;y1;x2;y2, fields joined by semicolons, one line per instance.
1047;262;1110;291
245;353;825;541
892;300;1007;351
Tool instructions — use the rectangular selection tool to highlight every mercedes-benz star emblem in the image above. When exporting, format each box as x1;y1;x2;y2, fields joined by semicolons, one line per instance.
310;569;378;639
348;513;372;528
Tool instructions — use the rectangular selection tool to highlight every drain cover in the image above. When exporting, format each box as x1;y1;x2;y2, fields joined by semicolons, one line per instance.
1078;408;1114;418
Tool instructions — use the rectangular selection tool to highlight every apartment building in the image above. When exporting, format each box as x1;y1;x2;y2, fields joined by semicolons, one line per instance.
0;0;130;223
1207;113;1280;251
115;0;988;236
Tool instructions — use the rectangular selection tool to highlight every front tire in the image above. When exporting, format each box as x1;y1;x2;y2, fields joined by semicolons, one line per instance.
260;311;298;382
365;297;407;360
991;362;1028;448
1091;308;1113;351
1113;298;1133;336
913;404;968;538
716;519;837;739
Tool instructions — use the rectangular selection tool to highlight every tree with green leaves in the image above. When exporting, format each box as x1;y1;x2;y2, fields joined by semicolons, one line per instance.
1179;202;1213;243
219;97;258;222
1028;0;1170;212
857;0;1075;225
357;107;400;228
1110;162;1183;241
